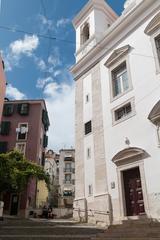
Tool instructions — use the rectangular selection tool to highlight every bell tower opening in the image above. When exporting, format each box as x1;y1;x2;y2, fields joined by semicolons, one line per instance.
80;22;90;45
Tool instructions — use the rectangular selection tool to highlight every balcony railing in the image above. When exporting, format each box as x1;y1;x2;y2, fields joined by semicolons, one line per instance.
63;180;75;184
64;157;74;162
64;168;75;173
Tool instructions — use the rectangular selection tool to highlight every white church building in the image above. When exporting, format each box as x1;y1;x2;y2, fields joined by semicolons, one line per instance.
71;0;160;226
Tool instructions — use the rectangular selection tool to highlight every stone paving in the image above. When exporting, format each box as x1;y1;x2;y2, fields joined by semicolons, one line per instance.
1;218;160;240
0;217;104;240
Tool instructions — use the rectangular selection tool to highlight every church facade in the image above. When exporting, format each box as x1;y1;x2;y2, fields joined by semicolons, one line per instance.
71;0;160;226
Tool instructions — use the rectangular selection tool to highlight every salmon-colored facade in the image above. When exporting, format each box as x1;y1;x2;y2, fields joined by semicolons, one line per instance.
0;99;50;217
0;57;6;122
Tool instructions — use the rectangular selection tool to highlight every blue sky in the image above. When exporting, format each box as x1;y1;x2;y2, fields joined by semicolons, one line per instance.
0;0;125;151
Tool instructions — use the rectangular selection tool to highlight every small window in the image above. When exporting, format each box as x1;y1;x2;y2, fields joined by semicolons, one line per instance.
18;103;30;116
112;62;129;97
15;143;26;155
87;147;91;159
85;121;92;135
115;103;132;121
17;123;28;140
80;22;90;45
86;94;89;103
0;141;8;153
0;121;11;135
155;34;160;65
88;184;93;196
3;104;14;116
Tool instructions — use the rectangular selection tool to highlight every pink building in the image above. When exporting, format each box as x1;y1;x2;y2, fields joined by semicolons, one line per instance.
0;99;50;217
0;57;6;122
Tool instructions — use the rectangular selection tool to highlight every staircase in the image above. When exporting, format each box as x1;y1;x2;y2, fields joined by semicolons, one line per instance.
92;219;160;240
0;218;104;240
1;218;160;239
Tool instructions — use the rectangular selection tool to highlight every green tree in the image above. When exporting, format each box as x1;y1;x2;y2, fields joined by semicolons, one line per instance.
0;150;50;198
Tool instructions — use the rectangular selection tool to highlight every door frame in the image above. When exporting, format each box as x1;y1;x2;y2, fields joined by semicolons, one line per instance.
117;160;150;220
10;193;20;216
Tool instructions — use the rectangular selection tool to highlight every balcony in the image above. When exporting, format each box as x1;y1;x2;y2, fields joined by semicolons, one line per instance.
63;180;75;185
64;168;75;173
64;157;74;162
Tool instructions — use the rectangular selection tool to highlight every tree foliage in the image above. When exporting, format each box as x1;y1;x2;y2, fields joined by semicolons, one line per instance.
0;150;50;195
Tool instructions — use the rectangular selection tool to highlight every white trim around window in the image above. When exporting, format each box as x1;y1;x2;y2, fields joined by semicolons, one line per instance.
15;142;26;156
150;28;160;74
16;122;28;141
112;97;136;126
109;56;133;102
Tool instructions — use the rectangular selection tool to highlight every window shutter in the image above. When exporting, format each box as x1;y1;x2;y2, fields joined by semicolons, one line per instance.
3;104;14;116
43;135;48;148
42;110;49;131
0;121;11;135
0;142;8;153
18;103;30;115
85;121;92;135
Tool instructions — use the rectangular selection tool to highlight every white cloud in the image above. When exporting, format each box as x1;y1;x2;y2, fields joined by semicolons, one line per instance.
39;15;55;31
56;18;70;28
6;84;26;100
34;57;47;71
44;81;75;151
3;35;39;71
36;76;53;89
54;70;61;77
10;35;39;56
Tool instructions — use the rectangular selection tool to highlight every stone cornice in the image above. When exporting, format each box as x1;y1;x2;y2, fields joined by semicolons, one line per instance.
104;45;131;67
72;0;118;28
70;0;160;80
144;11;160;35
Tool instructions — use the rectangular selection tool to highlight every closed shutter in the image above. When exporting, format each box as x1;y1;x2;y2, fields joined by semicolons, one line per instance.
3;104;14;116
0;142;8;153
43;135;48;148
0;121;11;135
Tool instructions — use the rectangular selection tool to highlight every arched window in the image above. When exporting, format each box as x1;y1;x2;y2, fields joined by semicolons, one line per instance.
80;22;90;45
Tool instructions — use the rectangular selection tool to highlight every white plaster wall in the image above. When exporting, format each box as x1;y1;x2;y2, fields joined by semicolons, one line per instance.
83;74;95;202
99;10;160;220
83;74;92;123
94;9;111;40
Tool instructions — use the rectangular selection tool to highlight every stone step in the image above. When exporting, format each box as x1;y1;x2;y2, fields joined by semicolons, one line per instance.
92;238;160;240
0;226;104;236
0;236;92;240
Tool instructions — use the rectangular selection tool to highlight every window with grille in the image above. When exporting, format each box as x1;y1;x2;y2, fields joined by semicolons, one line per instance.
85;121;92;135
115;102;132;121
112;62;129;97
155;34;160;65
